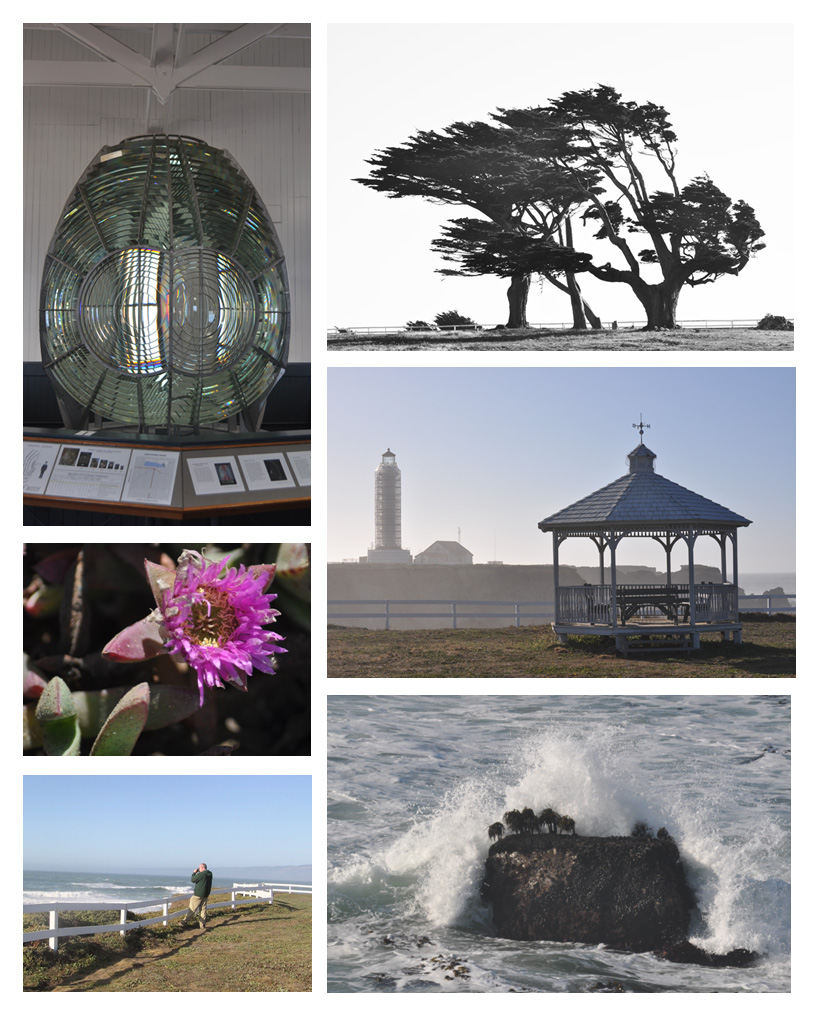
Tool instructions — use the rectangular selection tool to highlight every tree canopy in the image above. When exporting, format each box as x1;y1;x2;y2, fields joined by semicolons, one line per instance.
432;217;592;279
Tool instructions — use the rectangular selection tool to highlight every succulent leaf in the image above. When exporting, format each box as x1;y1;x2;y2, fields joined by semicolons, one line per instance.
102;614;166;661
23;655;47;699
35;676;77;722
276;543;309;580
89;682;150;756
35;677;81;755
41;714;82;755
24;684;202;749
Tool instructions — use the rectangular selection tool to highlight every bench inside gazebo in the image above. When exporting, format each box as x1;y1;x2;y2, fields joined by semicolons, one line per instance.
538;427;751;654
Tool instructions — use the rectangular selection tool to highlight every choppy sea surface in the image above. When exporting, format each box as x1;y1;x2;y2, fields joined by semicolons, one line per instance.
23;871;193;912
328;695;790;993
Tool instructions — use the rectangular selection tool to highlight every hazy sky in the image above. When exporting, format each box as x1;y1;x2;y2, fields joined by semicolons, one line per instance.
327;366;795;576
24;776;312;872
327;20;792;328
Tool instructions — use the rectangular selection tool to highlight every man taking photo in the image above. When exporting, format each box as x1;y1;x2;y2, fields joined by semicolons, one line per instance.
186;862;213;930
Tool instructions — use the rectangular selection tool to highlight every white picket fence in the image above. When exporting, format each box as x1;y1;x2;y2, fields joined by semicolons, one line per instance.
23;881;310;953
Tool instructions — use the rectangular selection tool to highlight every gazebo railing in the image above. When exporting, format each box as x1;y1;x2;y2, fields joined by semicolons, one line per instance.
557;583;738;625
694;584;739;623
557;584;619;623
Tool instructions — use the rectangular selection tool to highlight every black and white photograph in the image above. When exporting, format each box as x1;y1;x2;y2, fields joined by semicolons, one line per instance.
328;22;792;351
265;457;288;482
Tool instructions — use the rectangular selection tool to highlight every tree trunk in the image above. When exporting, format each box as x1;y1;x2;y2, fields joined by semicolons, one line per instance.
562;216;602;329
582;298;603;330
633;279;682;329
565;273;587;329
506;273;530;328
544;272;603;330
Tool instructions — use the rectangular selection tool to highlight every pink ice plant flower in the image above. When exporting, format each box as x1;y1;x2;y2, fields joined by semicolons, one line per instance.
104;550;286;706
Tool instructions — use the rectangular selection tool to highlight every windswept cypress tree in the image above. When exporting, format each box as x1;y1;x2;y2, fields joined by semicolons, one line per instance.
496;86;766;329
356;120;601;329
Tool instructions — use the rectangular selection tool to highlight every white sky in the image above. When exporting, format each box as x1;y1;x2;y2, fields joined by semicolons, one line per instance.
327;20;793;328
327;366;795;576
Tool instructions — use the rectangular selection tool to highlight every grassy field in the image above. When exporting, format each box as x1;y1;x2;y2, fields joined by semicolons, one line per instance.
327;618;795;678
23;892;311;992
327;326;793;352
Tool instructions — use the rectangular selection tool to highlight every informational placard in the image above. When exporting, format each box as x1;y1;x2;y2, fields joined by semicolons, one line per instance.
287;450;311;487
23;442;60;495
122;449;180;506
44;443;132;501
186;455;246;496
238;451;296;491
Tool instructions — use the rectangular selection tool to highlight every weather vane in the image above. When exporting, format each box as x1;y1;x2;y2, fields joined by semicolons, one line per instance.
632;414;651;440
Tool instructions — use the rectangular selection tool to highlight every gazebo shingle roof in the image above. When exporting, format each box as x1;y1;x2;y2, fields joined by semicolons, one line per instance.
539;443;752;530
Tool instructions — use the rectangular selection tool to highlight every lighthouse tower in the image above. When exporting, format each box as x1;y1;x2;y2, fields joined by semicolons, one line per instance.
364;449;412;563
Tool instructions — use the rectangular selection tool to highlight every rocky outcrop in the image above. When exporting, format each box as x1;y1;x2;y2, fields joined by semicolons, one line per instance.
483;833;695;952
654;941;759;968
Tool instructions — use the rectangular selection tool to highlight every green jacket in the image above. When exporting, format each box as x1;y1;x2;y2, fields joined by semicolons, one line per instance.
191;868;213;898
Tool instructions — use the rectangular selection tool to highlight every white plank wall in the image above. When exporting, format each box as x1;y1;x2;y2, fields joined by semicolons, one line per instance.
23;30;311;364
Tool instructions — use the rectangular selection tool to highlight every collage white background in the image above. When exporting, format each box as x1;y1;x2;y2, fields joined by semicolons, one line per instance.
14;2;808;1006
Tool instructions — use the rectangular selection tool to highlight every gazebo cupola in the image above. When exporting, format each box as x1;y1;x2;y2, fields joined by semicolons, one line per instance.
538;421;752;653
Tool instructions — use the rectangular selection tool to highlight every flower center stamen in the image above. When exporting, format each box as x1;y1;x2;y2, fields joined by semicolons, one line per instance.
187;586;238;647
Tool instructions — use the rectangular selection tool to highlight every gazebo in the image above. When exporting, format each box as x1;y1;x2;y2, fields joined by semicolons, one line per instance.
538;425;752;653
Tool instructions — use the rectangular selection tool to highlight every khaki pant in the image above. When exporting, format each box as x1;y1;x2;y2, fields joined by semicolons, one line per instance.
188;894;208;927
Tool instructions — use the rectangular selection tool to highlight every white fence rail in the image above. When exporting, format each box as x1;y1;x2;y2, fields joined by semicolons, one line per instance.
329;594;795;629
329;318;784;336
233;881;312;897
23;881;311;953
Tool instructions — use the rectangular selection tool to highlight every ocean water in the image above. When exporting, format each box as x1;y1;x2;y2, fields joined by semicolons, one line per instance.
738;573;795;596
328;695;790;993
23;871;193;913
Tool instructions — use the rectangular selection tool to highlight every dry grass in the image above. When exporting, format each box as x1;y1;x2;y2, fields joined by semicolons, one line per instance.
327;620;795;678
23;893;311;992
327;326;793;352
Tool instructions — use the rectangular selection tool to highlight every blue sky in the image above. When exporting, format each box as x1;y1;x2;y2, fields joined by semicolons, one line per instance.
328;365;795;577
328;20;792;327
24;776;312;872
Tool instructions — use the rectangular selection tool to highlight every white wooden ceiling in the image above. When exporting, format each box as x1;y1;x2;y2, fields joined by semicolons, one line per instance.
24;24;310;98
24;23;310;133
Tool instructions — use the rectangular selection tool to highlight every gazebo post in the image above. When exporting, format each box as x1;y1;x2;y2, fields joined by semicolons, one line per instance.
687;532;697;625
552;532;560;624
609;533;619;627
732;532;742;643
